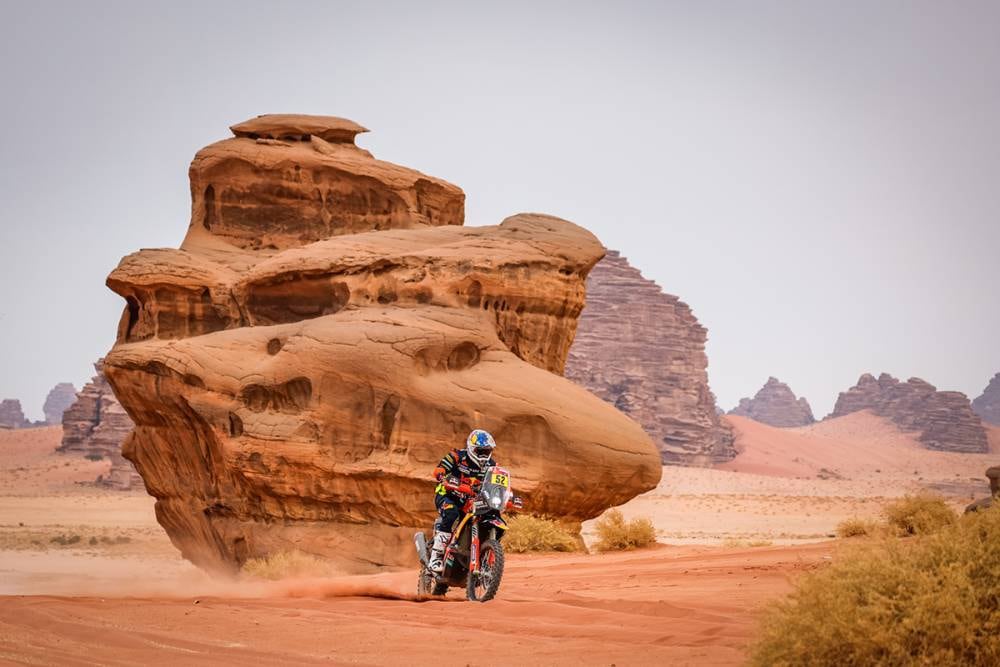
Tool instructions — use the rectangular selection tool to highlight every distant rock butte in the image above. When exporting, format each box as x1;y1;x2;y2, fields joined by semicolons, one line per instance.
0;399;28;429
103;115;662;573
972;373;1000;426
565;250;734;465
830;373;988;453
43;383;77;425
59;361;140;490
728;377;815;428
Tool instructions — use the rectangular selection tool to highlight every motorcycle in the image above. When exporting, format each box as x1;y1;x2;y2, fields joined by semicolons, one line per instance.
414;465;522;602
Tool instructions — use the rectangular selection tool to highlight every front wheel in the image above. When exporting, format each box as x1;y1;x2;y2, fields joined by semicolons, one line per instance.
417;566;448;597
466;539;505;602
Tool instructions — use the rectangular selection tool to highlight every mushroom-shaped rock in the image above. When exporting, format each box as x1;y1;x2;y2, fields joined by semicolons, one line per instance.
104;117;661;573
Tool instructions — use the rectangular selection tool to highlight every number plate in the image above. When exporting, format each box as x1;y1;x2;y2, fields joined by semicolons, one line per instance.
490;472;509;487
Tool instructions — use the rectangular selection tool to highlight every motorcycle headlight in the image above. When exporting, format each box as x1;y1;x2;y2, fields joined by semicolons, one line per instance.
489;490;504;510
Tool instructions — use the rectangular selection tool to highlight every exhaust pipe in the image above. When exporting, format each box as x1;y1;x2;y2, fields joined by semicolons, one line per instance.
413;531;429;566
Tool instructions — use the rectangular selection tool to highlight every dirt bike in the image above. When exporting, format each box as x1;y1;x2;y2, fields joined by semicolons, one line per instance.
414;465;522;602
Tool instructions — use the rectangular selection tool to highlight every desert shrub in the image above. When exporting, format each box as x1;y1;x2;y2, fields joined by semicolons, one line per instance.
883;494;957;536
504;515;580;553
49;533;82;546
750;506;1000;666
241;550;333;580
84;453;104;462
836;517;881;538
593;510;657;552
722;538;773;548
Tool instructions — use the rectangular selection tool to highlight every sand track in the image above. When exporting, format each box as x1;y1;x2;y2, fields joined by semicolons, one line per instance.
0;543;833;666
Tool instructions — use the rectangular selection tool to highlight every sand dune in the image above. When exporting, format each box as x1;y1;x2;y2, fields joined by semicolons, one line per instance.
720;411;996;481
0;425;110;494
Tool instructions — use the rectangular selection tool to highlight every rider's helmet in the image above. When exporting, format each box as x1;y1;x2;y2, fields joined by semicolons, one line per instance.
466;429;496;466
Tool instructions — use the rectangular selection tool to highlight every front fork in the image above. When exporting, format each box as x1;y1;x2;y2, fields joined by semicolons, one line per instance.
469;521;480;574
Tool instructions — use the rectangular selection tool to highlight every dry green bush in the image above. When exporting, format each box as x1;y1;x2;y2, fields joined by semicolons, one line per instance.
750;506;1000;666
723;538;774;548
883;494;957;536
242;550;334;580
504;515;580;553
594;510;657;552
836;517;881;538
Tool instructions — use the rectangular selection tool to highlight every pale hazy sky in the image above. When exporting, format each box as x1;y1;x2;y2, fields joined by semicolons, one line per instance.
1;1;998;420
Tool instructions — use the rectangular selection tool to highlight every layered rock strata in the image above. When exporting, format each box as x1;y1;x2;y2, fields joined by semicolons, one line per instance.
60;361;135;458
0;400;29;429
972;373;1000;426
830;373;988;453
564;251;734;465
43;383;77;425
104;115;662;573
187;114;464;251
58;361;142;490
728;377;815;428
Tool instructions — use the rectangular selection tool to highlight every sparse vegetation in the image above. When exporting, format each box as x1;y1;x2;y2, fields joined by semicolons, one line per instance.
504;515;580;553
723;538;774;548
835;517;881;538
750;506;1000;666
49;533;82;546
241;550;334;580
593;509;657;552
84;453;104;462
883;494;957;536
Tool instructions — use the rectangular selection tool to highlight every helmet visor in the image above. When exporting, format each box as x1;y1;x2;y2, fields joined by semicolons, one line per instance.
472;445;494;460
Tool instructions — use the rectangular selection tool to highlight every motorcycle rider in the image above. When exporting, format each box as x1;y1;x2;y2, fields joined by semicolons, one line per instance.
427;429;498;573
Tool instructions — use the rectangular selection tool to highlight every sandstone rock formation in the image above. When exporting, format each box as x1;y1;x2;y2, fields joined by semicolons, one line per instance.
972;373;1000;426
59;361;141;489
60;361;134;458
43;383;77;425
187;114;463;251
728;377;815;428
830;373;988;453
103;114;662;573
0;399;29;429
564;250;734;465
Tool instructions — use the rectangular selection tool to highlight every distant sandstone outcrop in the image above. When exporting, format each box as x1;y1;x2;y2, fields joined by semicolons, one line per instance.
0;399;28;429
728;377;815;428
972;373;1000;426
102;114;662;573
59;361;139;489
43;383;77;425
830;373;988;453
565;250;734;465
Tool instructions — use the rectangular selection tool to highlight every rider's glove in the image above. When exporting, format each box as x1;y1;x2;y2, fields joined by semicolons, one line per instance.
456;483;475;496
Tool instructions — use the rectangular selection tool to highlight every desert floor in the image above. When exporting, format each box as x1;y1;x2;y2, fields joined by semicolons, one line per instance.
1;415;998;666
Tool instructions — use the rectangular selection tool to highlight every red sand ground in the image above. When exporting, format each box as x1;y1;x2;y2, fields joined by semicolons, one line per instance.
2;414;997;665
0;542;834;666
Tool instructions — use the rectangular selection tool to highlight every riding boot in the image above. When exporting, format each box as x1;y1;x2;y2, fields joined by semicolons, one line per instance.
428;530;451;573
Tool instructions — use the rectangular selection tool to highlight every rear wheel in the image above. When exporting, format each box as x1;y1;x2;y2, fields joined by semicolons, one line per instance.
466;539;504;602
